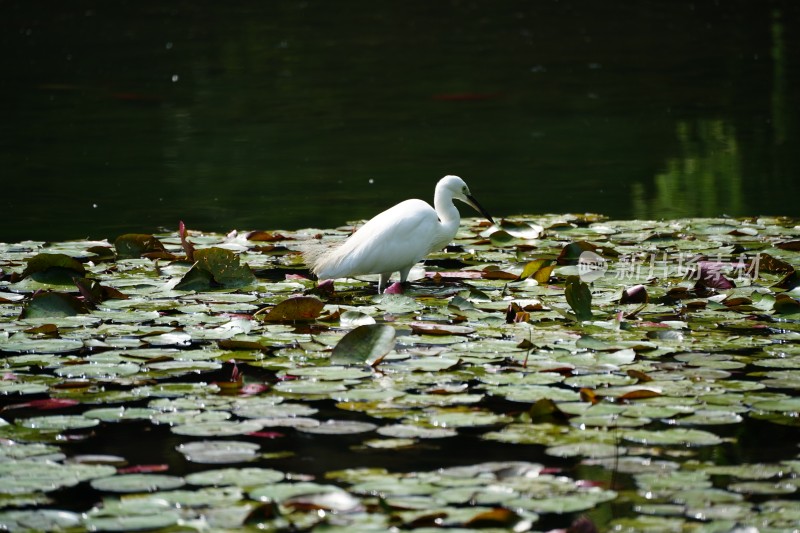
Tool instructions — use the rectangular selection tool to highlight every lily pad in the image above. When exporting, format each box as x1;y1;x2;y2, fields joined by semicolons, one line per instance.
259;296;325;322
175;247;256;290
170;419;264;437
331;324;396;365
185;467;284;487
176;440;260;464
83;512;181;531
90;473;185;493
21;292;88;318
114;234;168;259
0;510;82;531
20;253;86;284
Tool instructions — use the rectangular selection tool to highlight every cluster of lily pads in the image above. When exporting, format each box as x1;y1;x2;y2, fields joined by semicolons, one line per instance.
0;214;799;531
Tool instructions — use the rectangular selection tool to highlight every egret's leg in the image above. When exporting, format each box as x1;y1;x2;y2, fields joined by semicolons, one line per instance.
379;272;392;293
399;267;411;284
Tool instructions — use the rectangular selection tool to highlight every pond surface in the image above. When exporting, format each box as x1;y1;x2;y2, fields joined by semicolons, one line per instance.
1;215;800;531
1;1;799;243
2;2;800;531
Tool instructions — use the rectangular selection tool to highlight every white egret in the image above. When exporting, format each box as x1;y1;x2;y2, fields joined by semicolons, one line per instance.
303;175;494;292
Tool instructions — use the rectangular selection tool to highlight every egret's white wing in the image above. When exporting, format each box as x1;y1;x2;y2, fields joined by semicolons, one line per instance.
313;199;439;279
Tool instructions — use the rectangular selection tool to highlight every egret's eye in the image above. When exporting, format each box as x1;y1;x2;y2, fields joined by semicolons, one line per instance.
462;187;468;194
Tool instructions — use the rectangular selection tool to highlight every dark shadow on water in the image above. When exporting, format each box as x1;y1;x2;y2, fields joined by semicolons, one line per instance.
1;1;799;242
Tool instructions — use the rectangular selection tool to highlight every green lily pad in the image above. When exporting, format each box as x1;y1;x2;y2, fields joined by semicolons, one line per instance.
21;292;88;318
622;428;723;446
376;424;457;439
565;275;593;321
0;461;116;494
1;336;84;353
176;440;260;464
18;415;100;431
54;362;140;379
175;247;256;290
83;512;181;531
185;467;284;487
297;419;377;435
83;407;157;422
331;324;396;365
114;234;168;259
372;294;421;314
20;253;86;284
0;510;82;530
90;474;185;493
170;419;264;437
249;482;346;503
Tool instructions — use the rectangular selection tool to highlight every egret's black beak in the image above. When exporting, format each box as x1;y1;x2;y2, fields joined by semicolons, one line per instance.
465;194;495;225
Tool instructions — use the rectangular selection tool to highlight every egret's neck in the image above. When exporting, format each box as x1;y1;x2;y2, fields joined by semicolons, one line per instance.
434;190;461;224
433;190;462;249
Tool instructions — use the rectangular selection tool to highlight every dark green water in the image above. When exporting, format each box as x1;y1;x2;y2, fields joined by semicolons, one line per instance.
2;1;798;243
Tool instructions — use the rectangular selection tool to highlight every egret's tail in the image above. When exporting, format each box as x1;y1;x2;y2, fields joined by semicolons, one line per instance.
300;240;346;280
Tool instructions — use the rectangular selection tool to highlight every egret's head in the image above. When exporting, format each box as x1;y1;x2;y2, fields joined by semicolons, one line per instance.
440;175;471;202
439;175;495;225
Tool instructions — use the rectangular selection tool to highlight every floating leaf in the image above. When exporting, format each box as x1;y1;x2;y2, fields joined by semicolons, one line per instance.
0;510;82;531
410;322;474;336
83;512;181;531
565;275;593;321
73;277;128;305
517;259;556;283
693;261;736;290
259;296;325;322
622;428;723;446
20;253;86;284
558;241;600;265
297;420;377;435
176;440;260;464
185;467;284;487
21;292;88;318
773;293;800;315
171;420;264;437
19;415;100;431
373;294;421;314
176;247;256;290
620;284;648;304
249;482;345;504
114;234;169;259
376;424;457;439
489;230;525;247
331;324;396;366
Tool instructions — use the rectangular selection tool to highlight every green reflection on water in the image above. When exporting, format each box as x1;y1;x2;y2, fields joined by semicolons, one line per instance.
633;120;742;219
0;1;797;243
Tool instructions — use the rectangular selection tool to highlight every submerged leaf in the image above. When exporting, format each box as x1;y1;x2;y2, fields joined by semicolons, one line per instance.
331;324;396;366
